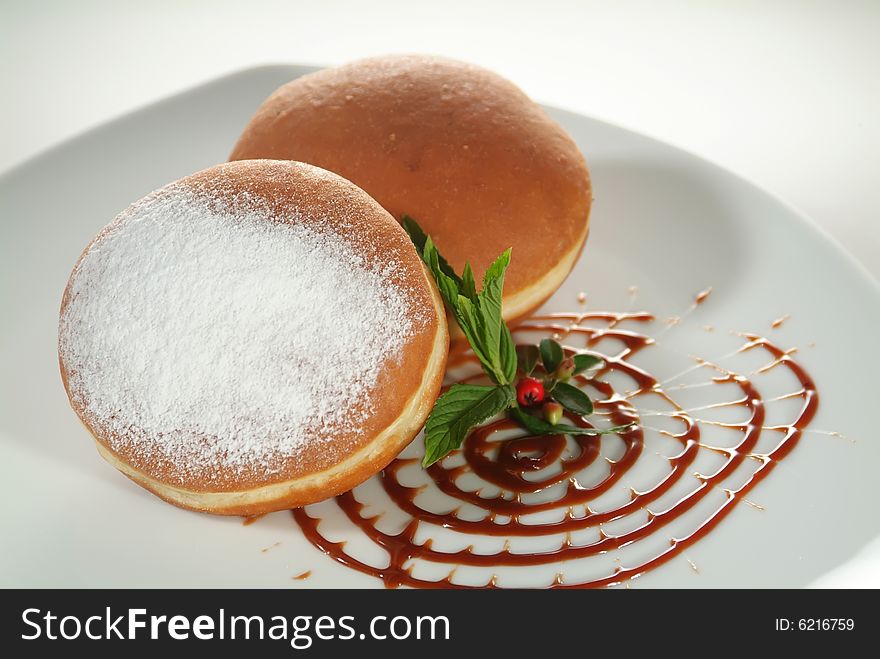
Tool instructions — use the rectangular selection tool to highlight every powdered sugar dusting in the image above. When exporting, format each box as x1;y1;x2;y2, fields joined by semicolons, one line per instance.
59;186;422;483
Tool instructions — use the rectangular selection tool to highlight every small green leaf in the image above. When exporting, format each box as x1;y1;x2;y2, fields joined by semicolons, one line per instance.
510;407;632;437
422;237;461;309
552;382;594;416
402;215;461;286
461;263;477;301
423;384;516;467
482;248;512;288
539;338;564;373
516;345;540;376
499;323;518;384
573;354;604;376
401;215;428;251
474;249;512;383
455;295;503;384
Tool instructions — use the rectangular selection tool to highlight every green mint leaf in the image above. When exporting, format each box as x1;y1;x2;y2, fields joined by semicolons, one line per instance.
510;407;632;437
455;295;503;383
474;249;514;384
423;384;516;467
401;214;428;251
573;354;604;376
498;322;518;384
552;382;594;416
516;345;540;376
402;215;461;286
461;263;477;301
482;247;512;288
422;236;461;309
540;338;564;373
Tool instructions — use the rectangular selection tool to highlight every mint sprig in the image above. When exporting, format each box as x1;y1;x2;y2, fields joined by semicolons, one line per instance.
404;216;631;467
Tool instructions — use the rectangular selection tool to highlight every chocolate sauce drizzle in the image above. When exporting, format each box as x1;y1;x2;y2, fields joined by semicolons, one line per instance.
293;307;818;588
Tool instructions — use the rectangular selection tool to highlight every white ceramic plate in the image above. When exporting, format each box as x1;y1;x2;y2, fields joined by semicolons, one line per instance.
1;66;877;588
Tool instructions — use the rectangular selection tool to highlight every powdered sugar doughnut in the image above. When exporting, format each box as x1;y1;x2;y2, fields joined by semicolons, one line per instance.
58;160;448;515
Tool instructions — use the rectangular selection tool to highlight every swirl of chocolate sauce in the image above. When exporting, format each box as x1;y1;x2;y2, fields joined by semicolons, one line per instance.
293;310;818;588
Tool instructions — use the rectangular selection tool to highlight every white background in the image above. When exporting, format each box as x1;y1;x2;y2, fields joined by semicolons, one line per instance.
2;0;878;586
2;0;878;277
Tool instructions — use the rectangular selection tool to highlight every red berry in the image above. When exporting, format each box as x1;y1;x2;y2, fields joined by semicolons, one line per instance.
516;377;545;406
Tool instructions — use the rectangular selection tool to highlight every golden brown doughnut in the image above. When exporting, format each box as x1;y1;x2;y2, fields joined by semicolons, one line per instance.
230;55;591;334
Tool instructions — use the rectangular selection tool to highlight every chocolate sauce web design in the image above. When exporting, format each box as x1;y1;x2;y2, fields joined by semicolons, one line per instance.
293;303;819;588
